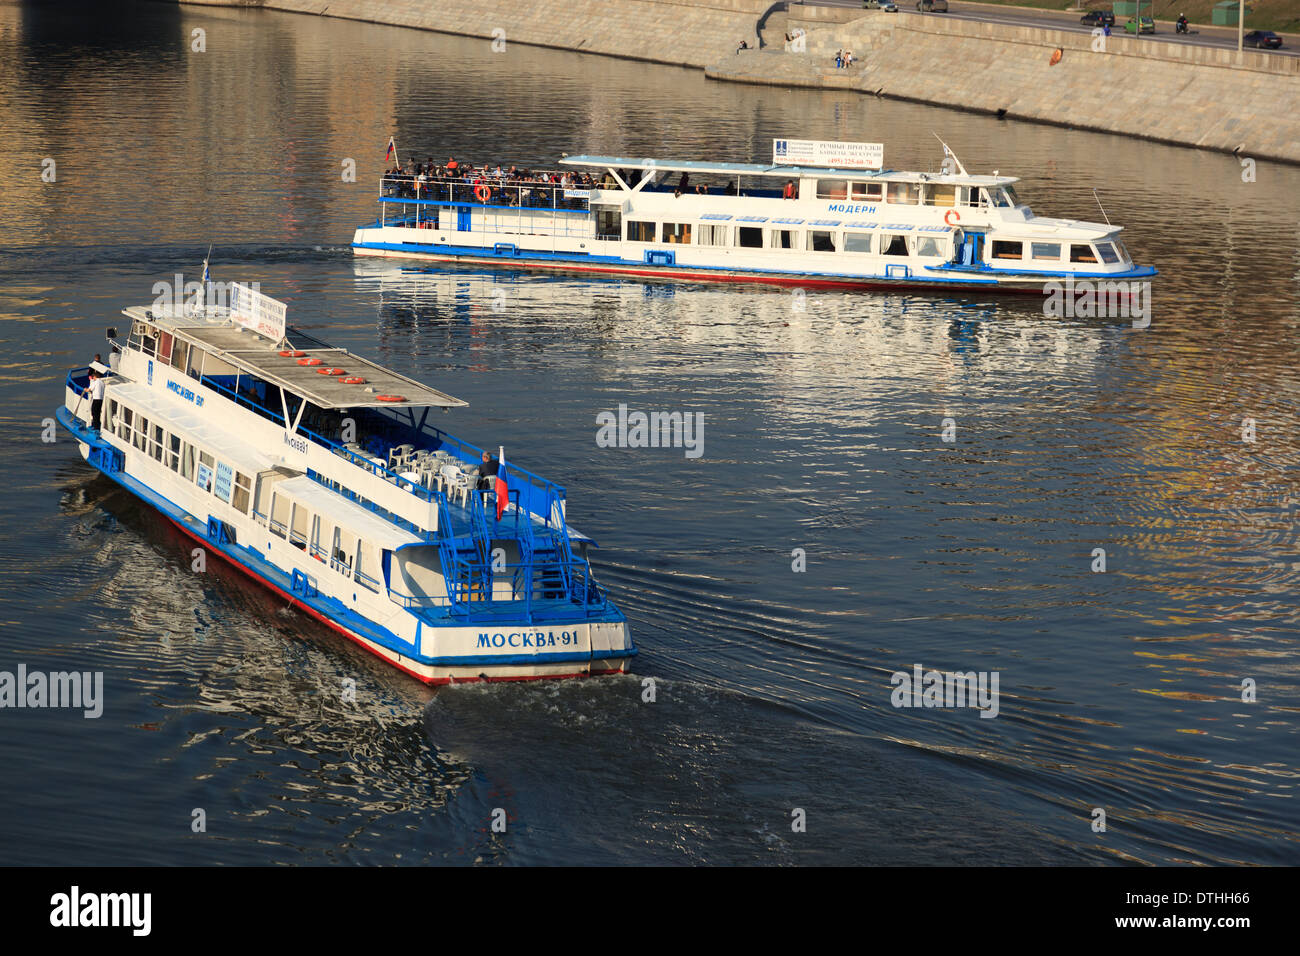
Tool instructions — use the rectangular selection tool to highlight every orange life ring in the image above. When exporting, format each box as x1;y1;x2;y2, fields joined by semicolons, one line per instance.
316;367;346;376
1049;48;1063;66
376;394;407;403
297;357;322;366
474;184;491;203
944;209;961;227
342;376;366;385
279;349;305;358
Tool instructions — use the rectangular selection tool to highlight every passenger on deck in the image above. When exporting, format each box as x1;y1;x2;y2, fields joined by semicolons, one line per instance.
678;172;690;193
783;180;797;200
87;369;105;432
476;451;500;491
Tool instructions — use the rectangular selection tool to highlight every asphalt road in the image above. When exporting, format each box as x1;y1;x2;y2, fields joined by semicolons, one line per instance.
808;0;1298;57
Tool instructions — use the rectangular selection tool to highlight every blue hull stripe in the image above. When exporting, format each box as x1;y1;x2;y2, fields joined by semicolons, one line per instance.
56;408;634;669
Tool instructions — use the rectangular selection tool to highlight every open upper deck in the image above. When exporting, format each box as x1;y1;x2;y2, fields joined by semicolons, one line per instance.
126;305;467;410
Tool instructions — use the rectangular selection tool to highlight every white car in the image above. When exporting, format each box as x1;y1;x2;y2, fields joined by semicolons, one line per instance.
864;0;899;11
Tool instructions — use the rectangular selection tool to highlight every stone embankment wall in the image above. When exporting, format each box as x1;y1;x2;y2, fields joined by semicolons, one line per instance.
178;0;1300;163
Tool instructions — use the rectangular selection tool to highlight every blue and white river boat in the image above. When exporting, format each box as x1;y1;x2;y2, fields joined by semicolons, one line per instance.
57;283;634;683
352;137;1156;292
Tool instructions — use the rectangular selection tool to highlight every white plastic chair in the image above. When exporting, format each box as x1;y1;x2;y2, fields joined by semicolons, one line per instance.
439;464;469;506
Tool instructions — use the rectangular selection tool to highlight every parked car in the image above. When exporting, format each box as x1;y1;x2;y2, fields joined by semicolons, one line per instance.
1124;16;1155;34
1080;10;1115;26
863;0;899;9
1243;30;1283;49
917;0;949;11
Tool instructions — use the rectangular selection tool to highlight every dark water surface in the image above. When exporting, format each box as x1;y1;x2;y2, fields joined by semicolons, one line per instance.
2;0;1299;865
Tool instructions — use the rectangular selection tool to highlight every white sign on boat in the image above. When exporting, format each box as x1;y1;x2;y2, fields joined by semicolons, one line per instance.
563;188;596;199
773;138;884;171
230;282;288;341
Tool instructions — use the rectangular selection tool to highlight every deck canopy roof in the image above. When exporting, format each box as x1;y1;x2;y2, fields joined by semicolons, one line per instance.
126;305;467;410
560;155;1018;186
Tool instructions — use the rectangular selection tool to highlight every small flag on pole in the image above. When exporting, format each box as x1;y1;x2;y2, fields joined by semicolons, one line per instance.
385;136;397;166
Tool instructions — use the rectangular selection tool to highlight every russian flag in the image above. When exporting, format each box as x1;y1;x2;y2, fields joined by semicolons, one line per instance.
495;469;508;521
385;136;397;165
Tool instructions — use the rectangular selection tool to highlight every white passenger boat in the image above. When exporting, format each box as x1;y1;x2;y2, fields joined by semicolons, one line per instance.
57;283;634;684
352;137;1156;292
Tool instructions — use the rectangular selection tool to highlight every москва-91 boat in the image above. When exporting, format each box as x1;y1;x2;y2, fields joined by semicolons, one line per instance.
352;137;1156;293
57;281;634;683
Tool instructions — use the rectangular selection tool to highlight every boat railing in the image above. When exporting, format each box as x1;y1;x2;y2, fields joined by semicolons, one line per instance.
380;175;597;212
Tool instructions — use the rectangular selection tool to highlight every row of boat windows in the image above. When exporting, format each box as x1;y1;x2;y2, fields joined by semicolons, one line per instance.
259;487;382;593
129;321;238;382
107;399;254;513
625;221;1126;264
813;180;1020;208
627;221;950;256
108;395;384;594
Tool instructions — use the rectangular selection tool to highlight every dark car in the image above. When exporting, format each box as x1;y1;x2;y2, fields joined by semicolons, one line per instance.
917;0;949;11
1244;30;1283;49
1080;10;1115;26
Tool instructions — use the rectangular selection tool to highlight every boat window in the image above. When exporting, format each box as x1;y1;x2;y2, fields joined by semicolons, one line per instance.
105;399;117;432
197;450;215;494
881;233;910;256
1032;242;1062;261
116;405;132;441
915;236;944;257
926;185;958;207
151;424;164;461
133;415;148;451
806;230;837;252
156;332;174;367
289;503;310;549
816;179;849;199
1095;242;1119;264
696;224;729;246
843;231;873;253
232;472;252;515
850;181;883;201
886;182;921;205
167;433;181;471
1070;243;1097;263
186;347;206;379
661;222;691;244
626;220;656;242
310;516;327;562
1114;239;1131;263
171;338;189;371
269;493;290;538
180;443;195;481
737;227;763;248
990;189;1013;208
768;229;797;250
991;240;1024;260
355;542;381;593
332;527;356;577
1004;185;1021;206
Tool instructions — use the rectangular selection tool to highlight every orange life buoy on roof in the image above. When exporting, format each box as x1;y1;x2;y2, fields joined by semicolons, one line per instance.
279;349;305;358
317;367;346;376
297;357;322;366
474;184;491;203
376;394;407;403
342;376;366;385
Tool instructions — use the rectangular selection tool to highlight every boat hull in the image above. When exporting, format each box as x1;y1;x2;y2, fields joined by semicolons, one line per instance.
57;407;634;685
352;241;1062;295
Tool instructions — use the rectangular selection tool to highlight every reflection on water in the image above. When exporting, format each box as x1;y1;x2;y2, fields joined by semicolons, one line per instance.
1;0;1299;865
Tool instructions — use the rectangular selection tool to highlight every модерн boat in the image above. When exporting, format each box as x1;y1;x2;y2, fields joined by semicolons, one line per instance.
352;137;1156;293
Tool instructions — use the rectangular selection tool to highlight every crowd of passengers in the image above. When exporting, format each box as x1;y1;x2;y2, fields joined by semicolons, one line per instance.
383;156;607;209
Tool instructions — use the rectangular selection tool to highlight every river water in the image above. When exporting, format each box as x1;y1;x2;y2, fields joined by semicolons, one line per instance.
1;0;1298;865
